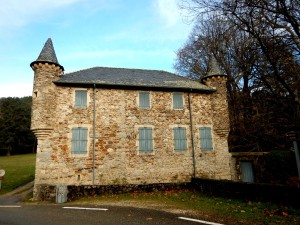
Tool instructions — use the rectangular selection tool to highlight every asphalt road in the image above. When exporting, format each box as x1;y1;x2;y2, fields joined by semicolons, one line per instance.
0;205;221;225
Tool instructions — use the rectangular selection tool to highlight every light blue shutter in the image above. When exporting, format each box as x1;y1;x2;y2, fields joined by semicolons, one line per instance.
72;128;80;153
241;161;255;183
200;127;213;151
174;127;187;151
139;128;153;152
79;128;87;153
75;90;87;108
180;128;187;150
72;128;88;154
139;92;150;108
173;93;183;109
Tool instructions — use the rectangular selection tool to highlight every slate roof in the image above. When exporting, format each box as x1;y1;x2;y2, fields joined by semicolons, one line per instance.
30;38;64;71
54;67;214;92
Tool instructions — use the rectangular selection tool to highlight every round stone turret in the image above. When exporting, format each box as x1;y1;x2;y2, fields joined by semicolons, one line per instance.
30;38;64;139
201;56;229;136
201;55;227;88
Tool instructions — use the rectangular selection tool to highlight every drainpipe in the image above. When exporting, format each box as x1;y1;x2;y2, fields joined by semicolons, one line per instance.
188;92;196;178
93;84;96;185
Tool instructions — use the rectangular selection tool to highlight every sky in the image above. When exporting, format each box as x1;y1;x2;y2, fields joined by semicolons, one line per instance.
0;0;194;98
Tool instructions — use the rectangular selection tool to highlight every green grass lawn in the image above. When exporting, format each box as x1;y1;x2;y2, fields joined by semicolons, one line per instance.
0;154;36;194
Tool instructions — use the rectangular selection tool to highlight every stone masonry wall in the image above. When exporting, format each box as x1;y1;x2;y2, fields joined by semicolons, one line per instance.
32;77;235;199
33;88;234;187
202;75;236;180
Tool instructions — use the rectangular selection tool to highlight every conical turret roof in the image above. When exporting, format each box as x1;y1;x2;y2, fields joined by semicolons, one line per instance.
207;55;222;76
30;38;64;71
201;55;226;83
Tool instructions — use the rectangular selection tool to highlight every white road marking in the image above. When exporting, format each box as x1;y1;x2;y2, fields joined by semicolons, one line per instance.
63;206;108;211
0;205;21;208
178;217;224;225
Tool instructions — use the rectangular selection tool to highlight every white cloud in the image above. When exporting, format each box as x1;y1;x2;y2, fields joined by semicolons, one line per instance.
154;0;181;27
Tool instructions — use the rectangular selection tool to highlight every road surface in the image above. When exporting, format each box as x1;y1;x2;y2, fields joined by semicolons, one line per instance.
0;204;224;225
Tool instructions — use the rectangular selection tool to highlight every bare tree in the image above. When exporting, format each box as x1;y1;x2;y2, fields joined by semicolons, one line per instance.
180;0;300;100
176;1;300;151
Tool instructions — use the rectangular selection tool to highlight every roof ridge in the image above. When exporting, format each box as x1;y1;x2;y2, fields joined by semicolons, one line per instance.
64;66;194;81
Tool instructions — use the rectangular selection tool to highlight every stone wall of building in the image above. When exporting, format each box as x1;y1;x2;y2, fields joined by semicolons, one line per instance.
31;64;235;199
32;83;235;199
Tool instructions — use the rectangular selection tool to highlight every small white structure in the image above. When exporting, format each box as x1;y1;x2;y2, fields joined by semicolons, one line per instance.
0;169;5;189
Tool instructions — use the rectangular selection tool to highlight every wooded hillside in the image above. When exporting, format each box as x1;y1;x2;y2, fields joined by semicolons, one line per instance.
0;97;35;155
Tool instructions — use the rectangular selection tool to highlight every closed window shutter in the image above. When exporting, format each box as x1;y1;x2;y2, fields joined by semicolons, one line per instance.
200;127;213;151
72;128;88;154
72;128;80;153
173;93;183;109
139;128;153;152
139;92;150;108
75;90;87;108
79;128;88;153
174;127;187;150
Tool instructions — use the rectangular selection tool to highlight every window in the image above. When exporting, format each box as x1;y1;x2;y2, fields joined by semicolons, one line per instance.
173;127;187;151
173;92;183;109
138;127;153;152
139;92;150;109
200;127;213;151
71;127;88;154
75;90;87;108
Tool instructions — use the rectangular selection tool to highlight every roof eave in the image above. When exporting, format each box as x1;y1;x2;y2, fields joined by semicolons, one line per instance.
53;81;215;93
30;60;64;71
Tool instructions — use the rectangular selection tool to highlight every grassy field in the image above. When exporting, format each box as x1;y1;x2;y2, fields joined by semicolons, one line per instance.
0;154;36;194
73;190;300;225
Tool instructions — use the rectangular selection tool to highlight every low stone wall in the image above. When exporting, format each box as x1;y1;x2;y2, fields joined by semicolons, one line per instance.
35;182;191;202
34;185;56;202
36;179;300;208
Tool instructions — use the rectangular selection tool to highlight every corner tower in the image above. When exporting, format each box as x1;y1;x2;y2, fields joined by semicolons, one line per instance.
201;56;229;135
30;38;64;139
201;56;235;180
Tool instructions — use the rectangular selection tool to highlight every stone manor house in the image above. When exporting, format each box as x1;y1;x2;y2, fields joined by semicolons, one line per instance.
30;38;237;199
